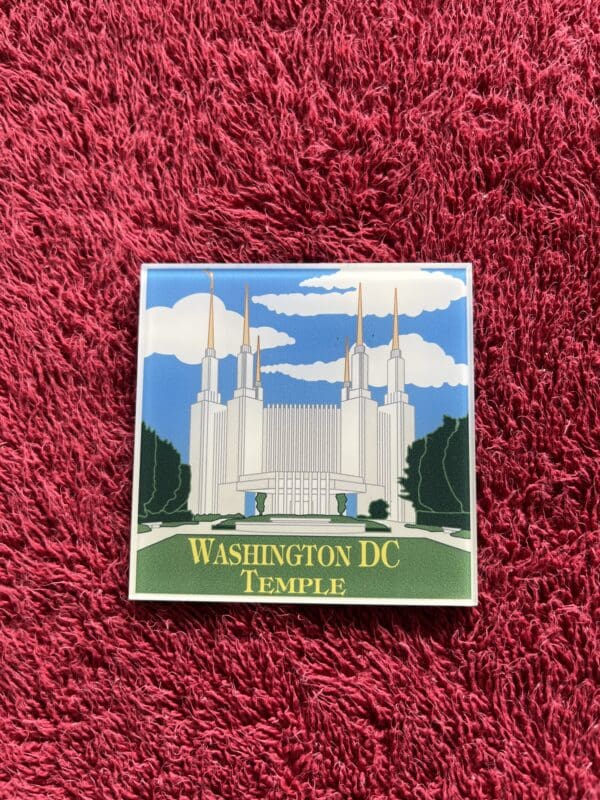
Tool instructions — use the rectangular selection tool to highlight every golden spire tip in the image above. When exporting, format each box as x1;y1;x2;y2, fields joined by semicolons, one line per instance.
356;283;364;346
392;287;399;350
207;290;215;349
242;285;250;347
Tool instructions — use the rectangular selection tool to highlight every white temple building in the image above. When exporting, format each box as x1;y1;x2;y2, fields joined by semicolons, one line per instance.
188;283;416;522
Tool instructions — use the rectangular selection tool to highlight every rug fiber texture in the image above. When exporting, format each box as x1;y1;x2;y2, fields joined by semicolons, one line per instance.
0;1;598;798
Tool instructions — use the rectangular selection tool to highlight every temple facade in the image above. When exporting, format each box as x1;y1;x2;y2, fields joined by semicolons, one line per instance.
188;284;416;522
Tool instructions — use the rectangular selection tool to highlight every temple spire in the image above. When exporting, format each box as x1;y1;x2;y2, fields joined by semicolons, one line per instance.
207;284;215;349
198;271;219;402
235;285;255;395
356;283;364;346
202;270;216;350
385;286;406;403
392;288;399;351
242;285;250;347
255;336;262;384
343;337;350;384
349;284;369;395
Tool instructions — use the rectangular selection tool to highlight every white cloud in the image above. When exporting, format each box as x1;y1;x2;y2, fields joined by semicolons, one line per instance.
262;334;468;388
253;269;466;318
144;293;294;364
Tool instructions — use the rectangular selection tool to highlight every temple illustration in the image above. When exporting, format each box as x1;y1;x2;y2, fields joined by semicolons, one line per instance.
188;284;416;522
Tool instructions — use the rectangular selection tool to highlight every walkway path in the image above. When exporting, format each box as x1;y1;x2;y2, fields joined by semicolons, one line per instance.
136;520;472;553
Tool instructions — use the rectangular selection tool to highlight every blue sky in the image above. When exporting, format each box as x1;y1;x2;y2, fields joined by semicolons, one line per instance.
141;266;470;462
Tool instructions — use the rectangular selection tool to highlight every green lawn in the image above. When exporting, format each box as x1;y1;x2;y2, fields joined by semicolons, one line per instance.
212;514;390;532
450;530;471;539
160;521;194;528
405;523;445;532
135;533;471;600
405;524;471;539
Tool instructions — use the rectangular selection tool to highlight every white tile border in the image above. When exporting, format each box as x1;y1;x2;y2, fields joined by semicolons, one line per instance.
128;263;477;606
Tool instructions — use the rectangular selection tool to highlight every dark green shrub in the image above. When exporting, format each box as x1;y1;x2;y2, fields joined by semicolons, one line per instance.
369;499;389;519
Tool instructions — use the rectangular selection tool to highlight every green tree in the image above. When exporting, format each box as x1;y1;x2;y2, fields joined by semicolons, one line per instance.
138;422;192;523
138;422;156;518
399;415;470;528
164;464;190;514
335;493;347;516
255;492;267;516
369;499;389;519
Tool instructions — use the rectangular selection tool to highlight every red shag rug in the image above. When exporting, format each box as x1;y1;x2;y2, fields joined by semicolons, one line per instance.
0;1;598;798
